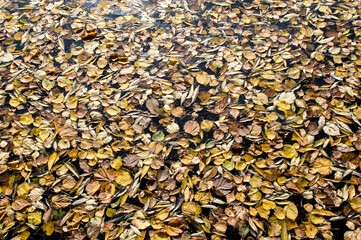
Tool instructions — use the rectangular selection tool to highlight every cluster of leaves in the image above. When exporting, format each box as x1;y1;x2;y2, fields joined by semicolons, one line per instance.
1;0;361;239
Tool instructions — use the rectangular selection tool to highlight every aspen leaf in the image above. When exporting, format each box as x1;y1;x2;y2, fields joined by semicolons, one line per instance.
281;144;298;159
323;122;340;136
151;233;170;240
48;152;58;171
184;120;200;136
312;157;333;175
305;223;318;238
350;197;361;213
182;202;202;215
152;130;165;142
43;222;54;236
42;79;55;91
19;113;34;125
115;170;133;186
196;71;211;85
106;106;121;116
10;98;21;107
28;212;42;225
201;120;214;132
284;203;298;221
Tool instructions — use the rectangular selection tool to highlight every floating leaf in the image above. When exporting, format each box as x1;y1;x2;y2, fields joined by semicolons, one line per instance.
19;113;34;125
28;212;42;225
42;79;55;91
184;120;200;136
205;139;215;148
152;130;165;142
196;71;210;85
350;197;361;213
182;202;202;215
323;122;340;136
284;203;298;221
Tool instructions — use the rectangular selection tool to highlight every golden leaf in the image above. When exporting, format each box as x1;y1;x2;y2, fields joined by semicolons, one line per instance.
312;157;333;175
196;71;210;85
284;203;298;221
28;211;42;225
182;202;202;215
106;106;121;116
48;152;58;171
305;223;318;238
201;120;214;132
19;113;34;125
281;144;298;159
350;197;361;213
43;222;54;236
151;233;170;240
156;209;169;221
115;170;133;186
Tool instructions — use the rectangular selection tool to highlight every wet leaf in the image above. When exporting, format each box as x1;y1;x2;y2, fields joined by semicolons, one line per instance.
184;120;200;136
285;203;298;221
182;202;202;215
152;130;165;142
28;212;42;225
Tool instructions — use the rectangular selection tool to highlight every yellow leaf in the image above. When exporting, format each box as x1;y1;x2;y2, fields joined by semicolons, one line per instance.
309;214;325;225
281;145;298;159
28;211;42;225
151;232;170;240
42;79;55;91
201;120;214;132
262;199;276;210
350;197;361;213
287;67;301;79
274;206;285;220
97;58;108;68
19;113;34;125
312;157;333;175
115;170;133;186
17;182;31;196
48;152;58;171
284;203;298;221
249;175;262;188
132;219;150;230
156;209;169;221
165;225;183;236
110;157;122;170
107;106;121;116
10;98;21;107
265;129;277;140
310;209;337;217
43;222;54;236
182;202;202;215
253;93;268;105
196;71;210;85
305;223;318;238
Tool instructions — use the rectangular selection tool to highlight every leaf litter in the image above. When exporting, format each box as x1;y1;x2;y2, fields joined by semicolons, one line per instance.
1;0;361;239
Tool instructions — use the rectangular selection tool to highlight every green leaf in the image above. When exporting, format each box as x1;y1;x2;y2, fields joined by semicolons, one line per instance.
152;130;164;142
205;139;215;148
53;209;65;220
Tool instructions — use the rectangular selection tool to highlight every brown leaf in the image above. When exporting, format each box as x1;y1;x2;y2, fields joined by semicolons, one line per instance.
59;124;78;141
213;177;234;196
184;120;200;136
12;196;32;211
51;195;71;209
123;154;139;168
146;98;159;116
